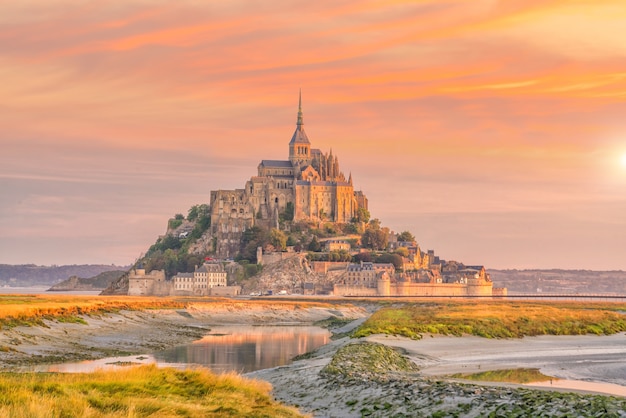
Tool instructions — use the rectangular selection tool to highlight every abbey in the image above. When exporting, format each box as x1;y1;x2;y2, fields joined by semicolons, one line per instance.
210;94;368;257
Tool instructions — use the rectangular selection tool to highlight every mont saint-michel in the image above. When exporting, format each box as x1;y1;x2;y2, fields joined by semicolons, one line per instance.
209;92;368;258
106;95;505;298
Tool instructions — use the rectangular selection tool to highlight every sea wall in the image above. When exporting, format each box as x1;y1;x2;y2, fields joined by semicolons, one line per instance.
334;280;496;297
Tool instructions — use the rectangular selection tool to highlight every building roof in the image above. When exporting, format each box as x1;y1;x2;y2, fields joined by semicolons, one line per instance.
290;126;310;145
195;263;225;273
173;273;193;279
289;90;311;145
260;160;293;168
347;262;375;272
295;180;352;187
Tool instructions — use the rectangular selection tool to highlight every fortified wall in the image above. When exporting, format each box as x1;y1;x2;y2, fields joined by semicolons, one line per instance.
334;274;507;297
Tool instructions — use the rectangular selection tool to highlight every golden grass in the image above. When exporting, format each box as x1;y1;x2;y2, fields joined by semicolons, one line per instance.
354;300;626;339
0;365;305;417
0;294;339;329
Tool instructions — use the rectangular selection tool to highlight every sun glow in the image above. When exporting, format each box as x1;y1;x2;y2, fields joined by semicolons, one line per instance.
621;153;626;168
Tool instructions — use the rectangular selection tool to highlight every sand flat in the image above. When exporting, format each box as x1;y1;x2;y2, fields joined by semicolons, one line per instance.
366;333;626;393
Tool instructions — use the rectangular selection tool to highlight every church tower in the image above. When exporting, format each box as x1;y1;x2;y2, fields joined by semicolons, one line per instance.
289;90;312;166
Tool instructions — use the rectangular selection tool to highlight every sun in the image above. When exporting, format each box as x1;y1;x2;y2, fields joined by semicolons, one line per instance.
621;153;626;168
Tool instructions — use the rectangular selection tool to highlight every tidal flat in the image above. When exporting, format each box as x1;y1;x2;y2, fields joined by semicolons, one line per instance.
1;296;626;417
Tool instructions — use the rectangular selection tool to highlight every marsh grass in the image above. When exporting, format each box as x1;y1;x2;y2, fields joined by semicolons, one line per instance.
450;368;555;384
0;365;304;417
0;295;338;330
354;300;626;339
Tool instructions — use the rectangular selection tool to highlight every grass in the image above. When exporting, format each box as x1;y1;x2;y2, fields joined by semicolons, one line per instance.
450;368;555;384
0;365;304;417
353;300;626;339
0;294;343;330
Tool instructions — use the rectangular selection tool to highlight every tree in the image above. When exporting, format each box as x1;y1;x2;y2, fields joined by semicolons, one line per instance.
395;247;409;257
286;235;297;247
375;253;403;271
368;218;381;230
307;236;321;252
342;223;358;234
187;205;200;221
361;228;388;251
269;228;287;251
352;207;370;224
397;231;415;243
353;251;373;263
280;202;294;222
174;213;184;220
238;226;270;262
158;235;182;251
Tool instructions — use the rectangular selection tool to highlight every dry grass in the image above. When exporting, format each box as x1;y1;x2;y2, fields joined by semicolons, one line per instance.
0;365;305;417
354;300;626;339
0;294;338;329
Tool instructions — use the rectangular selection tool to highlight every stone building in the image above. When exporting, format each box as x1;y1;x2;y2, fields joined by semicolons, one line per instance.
128;268;169;296
172;262;228;295
324;239;351;252
343;261;395;288
210;93;368;257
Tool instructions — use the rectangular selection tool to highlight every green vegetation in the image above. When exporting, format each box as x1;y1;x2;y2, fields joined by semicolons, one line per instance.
143;205;212;277
360;220;388;251
321;342;419;382
237;226;270;263
269;228;288;251
279;201;295;223
314;316;355;330
0;365;303;417
353;301;626;339
396;230;415;243
351;207;370;224
168;218;183;230
451;368;554;384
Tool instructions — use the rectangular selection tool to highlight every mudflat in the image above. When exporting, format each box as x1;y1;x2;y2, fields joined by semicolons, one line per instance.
0;296;367;369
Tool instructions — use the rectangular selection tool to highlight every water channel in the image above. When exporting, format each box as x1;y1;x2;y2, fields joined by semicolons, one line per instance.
38;325;331;374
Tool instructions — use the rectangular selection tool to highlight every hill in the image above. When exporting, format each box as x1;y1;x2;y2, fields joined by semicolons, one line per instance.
489;269;626;295
48;270;126;291
0;264;128;287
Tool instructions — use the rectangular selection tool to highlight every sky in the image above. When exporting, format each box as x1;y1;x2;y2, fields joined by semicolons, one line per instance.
1;0;626;270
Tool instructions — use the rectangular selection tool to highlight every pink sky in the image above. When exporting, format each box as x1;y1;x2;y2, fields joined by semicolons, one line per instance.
1;1;626;269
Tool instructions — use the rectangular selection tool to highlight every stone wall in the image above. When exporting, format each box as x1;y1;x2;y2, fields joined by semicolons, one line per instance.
311;261;350;274
332;284;378;297
128;269;168;296
334;279;497;297
260;251;299;266
493;287;508;297
210;285;242;296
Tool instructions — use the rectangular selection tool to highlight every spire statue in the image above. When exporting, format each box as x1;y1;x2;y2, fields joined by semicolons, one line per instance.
297;89;304;128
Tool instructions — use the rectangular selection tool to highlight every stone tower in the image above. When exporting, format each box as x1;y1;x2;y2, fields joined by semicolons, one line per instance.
288;90;311;166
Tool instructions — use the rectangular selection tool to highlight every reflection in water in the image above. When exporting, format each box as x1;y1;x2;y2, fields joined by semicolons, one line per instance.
37;325;330;374
155;325;330;373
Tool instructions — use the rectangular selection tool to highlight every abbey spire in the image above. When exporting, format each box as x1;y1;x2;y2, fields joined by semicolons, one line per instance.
296;88;304;127
289;90;311;165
